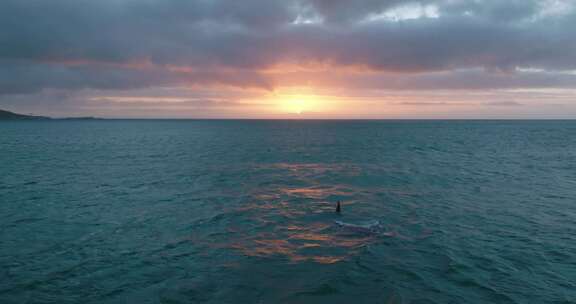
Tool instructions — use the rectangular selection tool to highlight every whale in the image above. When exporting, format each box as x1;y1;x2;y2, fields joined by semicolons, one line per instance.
334;220;393;236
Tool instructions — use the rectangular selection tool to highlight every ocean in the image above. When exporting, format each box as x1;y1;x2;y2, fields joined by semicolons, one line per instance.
1;120;575;303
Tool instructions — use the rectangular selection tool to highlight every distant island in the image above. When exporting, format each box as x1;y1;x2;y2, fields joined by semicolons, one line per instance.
0;109;100;120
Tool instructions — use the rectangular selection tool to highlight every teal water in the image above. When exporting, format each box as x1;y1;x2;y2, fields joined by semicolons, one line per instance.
1;120;575;303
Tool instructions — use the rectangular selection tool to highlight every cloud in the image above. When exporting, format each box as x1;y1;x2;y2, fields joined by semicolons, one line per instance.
2;0;576;71
275;68;576;91
0;61;272;96
303;0;408;23
392;101;468;106
1;0;576;117
484;101;524;106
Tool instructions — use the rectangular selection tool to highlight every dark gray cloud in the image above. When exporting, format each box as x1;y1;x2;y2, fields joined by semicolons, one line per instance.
283;68;576;91
0;61;272;95
0;0;575;96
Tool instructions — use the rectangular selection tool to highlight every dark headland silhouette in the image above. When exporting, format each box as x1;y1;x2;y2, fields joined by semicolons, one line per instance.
0;109;50;120
0;109;100;120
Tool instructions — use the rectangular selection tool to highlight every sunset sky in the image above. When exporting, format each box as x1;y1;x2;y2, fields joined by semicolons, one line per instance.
1;0;576;118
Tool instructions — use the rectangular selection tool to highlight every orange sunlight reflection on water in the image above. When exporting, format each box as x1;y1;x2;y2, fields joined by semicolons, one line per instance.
211;163;417;264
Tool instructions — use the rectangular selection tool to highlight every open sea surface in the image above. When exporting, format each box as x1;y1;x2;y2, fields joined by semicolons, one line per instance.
1;120;575;303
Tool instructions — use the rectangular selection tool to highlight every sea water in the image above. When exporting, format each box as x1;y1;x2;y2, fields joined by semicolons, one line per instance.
1;120;575;303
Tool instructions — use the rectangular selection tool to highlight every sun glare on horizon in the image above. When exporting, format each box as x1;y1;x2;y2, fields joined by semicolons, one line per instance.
277;93;320;115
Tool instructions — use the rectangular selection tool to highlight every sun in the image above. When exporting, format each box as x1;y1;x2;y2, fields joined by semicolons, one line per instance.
278;94;317;114
289;99;306;114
